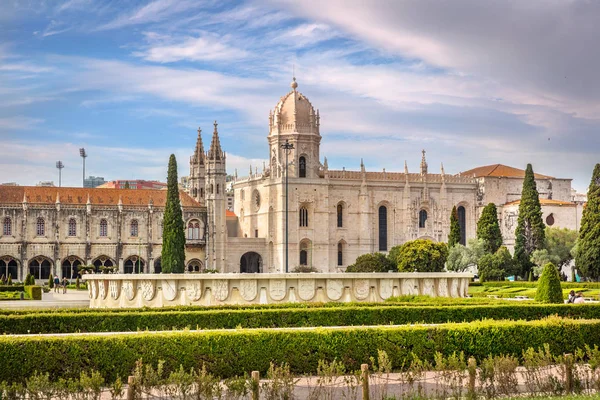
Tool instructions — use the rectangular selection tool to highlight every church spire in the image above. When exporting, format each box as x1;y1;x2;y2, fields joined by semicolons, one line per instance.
193;127;205;165
207;121;224;161
420;149;428;175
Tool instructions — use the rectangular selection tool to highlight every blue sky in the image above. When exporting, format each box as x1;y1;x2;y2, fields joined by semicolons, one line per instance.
1;0;599;191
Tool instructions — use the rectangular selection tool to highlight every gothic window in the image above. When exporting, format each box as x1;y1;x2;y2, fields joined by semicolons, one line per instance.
299;156;306;178
192;188;197;198
130;220;138;237
36;217;45;236
200;188;204;198
337;242;343;266
217;184;220;194
187;220;200;240
299;207;308;227
300;250;307;265
419;210;428;228
210;184;214;194
378;206;387;251
337;204;343;228
457;206;466;245
3;217;11;236
68;218;77;237
99;219;108;237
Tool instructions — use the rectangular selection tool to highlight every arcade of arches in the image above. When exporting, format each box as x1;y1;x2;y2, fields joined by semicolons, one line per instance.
0;256;18;280
240;252;262;273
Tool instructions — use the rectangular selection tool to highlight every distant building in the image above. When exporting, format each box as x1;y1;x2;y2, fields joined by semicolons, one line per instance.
84;176;106;188
1;183;18;186
226;191;234;211
97;180;167;190
36;181;55;187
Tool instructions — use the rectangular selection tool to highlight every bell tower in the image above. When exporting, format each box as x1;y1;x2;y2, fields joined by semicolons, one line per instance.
205;121;227;271
189;127;205;203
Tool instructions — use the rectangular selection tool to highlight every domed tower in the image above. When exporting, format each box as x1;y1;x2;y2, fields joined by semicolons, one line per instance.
268;78;321;179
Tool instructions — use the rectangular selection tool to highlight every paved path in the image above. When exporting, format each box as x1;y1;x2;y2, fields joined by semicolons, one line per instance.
0;290;89;310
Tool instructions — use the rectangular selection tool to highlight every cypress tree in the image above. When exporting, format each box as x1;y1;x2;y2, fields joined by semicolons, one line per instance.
534;262;563;303
124;181;130;189
477;203;503;254
161;154;185;273
514;164;546;278
448;206;461;247
575;164;600;280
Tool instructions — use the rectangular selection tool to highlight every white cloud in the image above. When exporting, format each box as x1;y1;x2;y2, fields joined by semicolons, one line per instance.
96;0;201;31
0;117;44;130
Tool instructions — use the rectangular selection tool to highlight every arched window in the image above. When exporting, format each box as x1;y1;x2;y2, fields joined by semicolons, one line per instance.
99;219;108;237
36;217;45;236
546;213;555;226
217;184;220;194
187;220;200;240
337;204;343;228
68;218;77;237
378;206;387;251
3;217;12;236
200;188;204;198
419;210;428;228
299;240;311;266
130;220;138;237
299;207;308;227
192;188;197;198
457;206;466;245
337;242;343;266
210;184;214;194
299;156;306;178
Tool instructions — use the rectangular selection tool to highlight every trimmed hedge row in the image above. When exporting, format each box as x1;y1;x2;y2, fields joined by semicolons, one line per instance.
0;318;598;383
24;285;41;300
3;303;600;334
0;285;24;292
482;281;600;289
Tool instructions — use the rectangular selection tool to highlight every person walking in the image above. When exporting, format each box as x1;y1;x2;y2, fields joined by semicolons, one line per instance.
62;277;68;294
53;275;60;293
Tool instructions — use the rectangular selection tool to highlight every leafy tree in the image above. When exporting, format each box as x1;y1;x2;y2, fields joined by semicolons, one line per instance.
531;249;560;277
387;245;402;267
161;154;186;273
478;246;515;282
447;239;486;272
346;253;395;272
545;227;578;269
477;203;503;254
397;239;448;272
124;181;130;189
448;206;461;248
513;164;546;278
535;262;563;303
575;164;600;280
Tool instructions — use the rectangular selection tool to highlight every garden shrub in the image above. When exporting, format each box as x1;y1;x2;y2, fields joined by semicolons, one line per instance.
0;318;599;383
346;253;395;272
0;285;24;292
535;263;563;303
397;239;448;272
24;286;42;301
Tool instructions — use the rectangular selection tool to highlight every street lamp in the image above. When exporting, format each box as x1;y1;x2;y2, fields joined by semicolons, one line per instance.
281;139;294;273
55;161;64;187
79;148;87;188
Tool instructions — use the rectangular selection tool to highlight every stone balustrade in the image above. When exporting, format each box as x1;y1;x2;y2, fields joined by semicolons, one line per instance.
85;273;472;308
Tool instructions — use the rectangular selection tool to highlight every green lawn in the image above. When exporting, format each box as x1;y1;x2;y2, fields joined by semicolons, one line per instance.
0;291;26;300
469;284;600;300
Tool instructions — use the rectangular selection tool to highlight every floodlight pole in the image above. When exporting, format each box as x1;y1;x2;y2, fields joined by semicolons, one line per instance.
56;161;64;187
79;148;87;188
281;140;294;273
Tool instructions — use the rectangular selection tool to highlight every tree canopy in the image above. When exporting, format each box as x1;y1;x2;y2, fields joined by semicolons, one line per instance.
544;227;578;269
396;239;448;272
513;164;546;278
477;203;503;254
346;253;395;273
161;154;186;273
575;163;600;280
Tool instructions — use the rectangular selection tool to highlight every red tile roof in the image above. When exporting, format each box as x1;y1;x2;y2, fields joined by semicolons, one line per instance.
461;164;554;179
226;210;236;217
0;186;202;208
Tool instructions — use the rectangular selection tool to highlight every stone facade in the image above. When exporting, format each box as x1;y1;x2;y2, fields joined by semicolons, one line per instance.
0;186;206;281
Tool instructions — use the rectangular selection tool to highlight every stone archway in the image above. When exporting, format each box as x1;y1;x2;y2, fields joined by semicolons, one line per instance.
61;256;84;279
92;256;115;273
29;256;52;280
187;259;204;273
124;256;145;274
0;256;19;280
240;252;262;273
154;257;162;274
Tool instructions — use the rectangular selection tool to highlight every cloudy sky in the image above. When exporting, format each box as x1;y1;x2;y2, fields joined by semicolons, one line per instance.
1;0;598;191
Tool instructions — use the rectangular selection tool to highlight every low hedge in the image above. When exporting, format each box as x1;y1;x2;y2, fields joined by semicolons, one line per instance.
0;285;24;292
482;281;600;289
24;285;42;300
0;318;598;383
3;303;600;334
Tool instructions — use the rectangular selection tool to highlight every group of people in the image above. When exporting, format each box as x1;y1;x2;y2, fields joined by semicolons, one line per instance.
567;290;586;304
52;276;69;294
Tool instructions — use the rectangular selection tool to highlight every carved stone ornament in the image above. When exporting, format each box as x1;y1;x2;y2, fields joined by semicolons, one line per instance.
450;279;460;298
379;279;394;300
459;278;468;297
298;279;315;301
213;279;229;301
327;279;344;301
354;279;370;300
422;279;435;297
89;280;97;299
401;279;419;296
141;280;155;301
162;279;178;301
98;280;107;299
269;279;287;301
240;280;257;301
438;278;449;297
122;280;135;301
187;281;202;301
109;280;121;300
